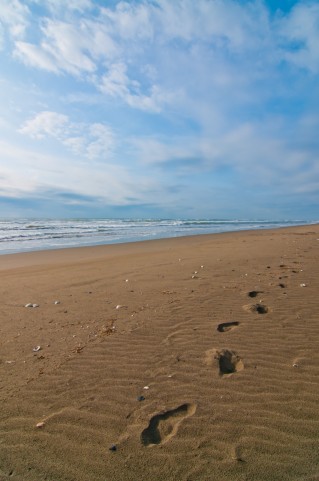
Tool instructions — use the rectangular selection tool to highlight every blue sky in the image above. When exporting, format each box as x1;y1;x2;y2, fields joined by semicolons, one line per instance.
0;0;318;219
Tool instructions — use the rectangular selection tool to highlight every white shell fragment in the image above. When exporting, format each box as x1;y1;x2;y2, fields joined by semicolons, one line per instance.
300;283;307;287
36;421;45;428
54;300;60;304
33;346;41;352
25;303;39;308
143;386;150;390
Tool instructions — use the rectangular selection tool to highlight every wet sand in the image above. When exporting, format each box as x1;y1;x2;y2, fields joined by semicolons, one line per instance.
0;225;319;481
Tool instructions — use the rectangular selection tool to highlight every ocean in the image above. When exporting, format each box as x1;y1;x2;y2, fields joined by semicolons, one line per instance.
0;218;314;255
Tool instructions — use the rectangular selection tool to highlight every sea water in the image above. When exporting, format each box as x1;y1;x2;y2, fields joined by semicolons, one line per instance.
0;218;313;255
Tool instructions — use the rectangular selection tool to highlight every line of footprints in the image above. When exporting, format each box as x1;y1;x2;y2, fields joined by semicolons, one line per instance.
213;289;270;376
136;266;298;448
137;290;266;448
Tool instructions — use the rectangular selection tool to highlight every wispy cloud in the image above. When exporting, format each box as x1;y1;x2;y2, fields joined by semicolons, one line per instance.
0;0;29;42
280;3;319;73
19;111;115;160
19;111;69;139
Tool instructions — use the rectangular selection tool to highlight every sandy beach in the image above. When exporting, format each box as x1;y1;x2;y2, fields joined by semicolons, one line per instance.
0;225;318;481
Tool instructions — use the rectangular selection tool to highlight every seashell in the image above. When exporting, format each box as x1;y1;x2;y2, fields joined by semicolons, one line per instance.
36;421;45;428
143;386;149;390
54;300;60;304
300;283;307;287
25;303;33;308
32;304;39;308
33;346;41;352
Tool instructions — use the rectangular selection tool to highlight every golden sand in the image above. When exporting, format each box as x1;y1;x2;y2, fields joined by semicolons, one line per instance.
0;225;318;481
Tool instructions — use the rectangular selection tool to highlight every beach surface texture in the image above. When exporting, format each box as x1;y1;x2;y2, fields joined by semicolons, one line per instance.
0;225;318;481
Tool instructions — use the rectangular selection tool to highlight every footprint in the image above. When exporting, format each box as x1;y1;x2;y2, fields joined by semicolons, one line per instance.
217;321;240;332
216;349;244;376
243;303;268;314
141;403;196;446
250;304;268;314
231;445;246;463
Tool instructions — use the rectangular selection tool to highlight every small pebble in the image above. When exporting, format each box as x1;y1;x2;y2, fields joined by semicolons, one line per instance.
293;363;299;368
137;395;145;401
300;283;307;287
54;301;60;305
143;386;149;390
109;445;117;452
36;422;45;428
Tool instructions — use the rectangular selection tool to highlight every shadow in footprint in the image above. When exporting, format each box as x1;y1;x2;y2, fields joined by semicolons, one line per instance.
217;349;244;376
217;321;240;332
248;290;263;298
141;403;196;446
250;304;268;314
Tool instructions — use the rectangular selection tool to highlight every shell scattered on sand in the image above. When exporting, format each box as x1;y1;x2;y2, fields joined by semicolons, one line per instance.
25;303;39;308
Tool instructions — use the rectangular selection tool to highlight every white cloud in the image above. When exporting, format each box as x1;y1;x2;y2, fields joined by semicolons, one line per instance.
280;3;319;73
63;123;115;160
14;17;119;75
100;1;154;40
99;62;174;112
0;0;29;39
19;111;115;161
14;41;59;72
19;111;69;139
85;123;114;160
30;0;93;14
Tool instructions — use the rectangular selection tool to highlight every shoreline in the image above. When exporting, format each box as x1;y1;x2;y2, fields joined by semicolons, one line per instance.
0;223;318;481
0;222;317;270
0;219;316;257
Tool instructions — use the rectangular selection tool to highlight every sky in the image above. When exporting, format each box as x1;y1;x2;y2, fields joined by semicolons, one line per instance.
0;0;318;220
